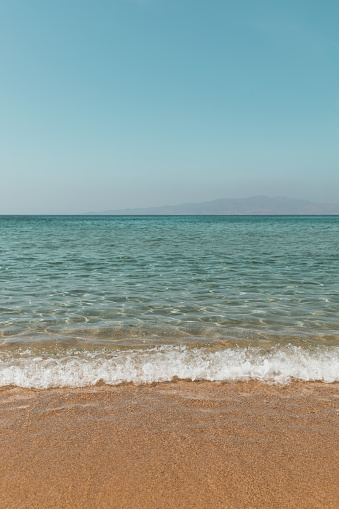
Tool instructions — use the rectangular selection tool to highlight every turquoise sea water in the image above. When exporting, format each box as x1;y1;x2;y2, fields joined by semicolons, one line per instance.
0;215;338;387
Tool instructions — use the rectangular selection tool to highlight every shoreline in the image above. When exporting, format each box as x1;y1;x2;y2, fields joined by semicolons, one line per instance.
1;344;339;388
0;380;338;508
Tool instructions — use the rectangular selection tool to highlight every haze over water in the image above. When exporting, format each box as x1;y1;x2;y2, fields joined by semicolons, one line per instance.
0;215;338;387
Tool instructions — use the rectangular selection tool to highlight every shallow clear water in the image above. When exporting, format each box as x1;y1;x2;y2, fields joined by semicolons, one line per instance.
0;215;338;387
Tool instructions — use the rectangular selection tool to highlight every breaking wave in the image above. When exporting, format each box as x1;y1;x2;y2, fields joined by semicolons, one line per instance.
0;345;338;389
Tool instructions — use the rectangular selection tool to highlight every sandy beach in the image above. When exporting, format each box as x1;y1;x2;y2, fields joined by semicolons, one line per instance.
0;380;338;508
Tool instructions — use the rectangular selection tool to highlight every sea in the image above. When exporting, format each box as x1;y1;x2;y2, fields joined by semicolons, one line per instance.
0;215;338;388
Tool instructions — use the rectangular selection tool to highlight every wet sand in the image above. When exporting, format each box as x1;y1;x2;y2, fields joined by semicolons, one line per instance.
0;381;338;508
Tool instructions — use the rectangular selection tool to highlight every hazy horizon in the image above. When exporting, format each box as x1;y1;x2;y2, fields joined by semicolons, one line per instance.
1;0;338;214
1;194;339;216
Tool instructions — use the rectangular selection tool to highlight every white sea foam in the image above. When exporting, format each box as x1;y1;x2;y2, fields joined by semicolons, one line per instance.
0;345;338;389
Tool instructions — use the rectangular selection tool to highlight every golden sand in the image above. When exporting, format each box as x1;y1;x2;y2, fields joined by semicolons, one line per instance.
0;381;338;508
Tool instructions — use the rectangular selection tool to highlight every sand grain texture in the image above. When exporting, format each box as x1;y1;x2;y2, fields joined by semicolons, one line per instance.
0;381;338;509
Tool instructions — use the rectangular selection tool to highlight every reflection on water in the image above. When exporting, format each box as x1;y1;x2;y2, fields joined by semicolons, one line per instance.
0;215;338;352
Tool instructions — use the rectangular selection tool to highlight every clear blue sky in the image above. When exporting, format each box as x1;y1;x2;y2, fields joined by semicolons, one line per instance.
1;0;338;213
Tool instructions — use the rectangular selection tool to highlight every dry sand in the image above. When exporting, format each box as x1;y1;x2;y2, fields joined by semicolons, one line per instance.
0;380;338;508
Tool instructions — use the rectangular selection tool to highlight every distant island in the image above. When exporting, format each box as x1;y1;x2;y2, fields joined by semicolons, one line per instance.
89;196;339;215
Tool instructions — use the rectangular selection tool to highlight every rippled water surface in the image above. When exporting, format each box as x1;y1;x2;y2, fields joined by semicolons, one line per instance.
0;215;338;351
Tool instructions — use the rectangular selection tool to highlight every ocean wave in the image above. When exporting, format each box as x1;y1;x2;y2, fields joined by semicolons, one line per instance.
0;345;338;389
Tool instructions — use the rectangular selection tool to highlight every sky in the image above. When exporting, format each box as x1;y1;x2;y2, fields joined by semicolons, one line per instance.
1;0;338;214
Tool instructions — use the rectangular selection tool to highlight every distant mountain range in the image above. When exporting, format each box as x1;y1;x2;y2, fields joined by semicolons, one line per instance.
91;196;339;215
